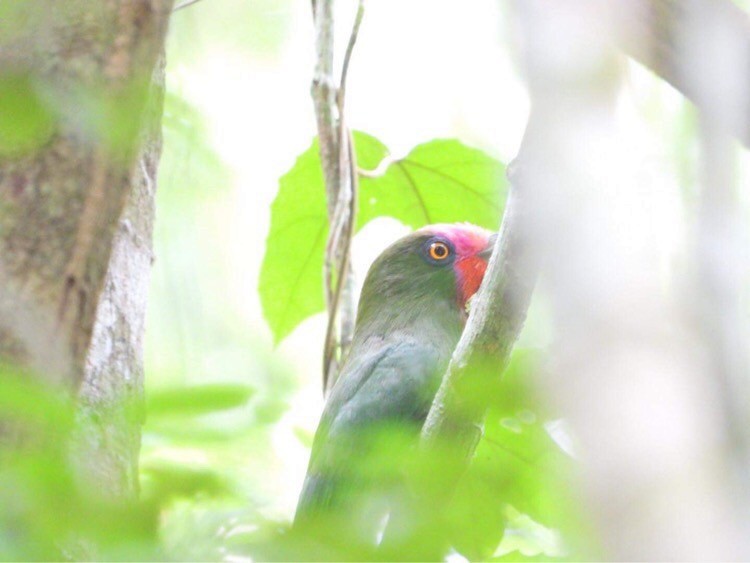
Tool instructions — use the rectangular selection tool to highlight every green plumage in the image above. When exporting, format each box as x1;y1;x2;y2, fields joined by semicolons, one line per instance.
294;227;488;542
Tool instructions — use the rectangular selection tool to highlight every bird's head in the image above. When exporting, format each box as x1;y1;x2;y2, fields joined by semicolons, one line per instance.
356;224;496;333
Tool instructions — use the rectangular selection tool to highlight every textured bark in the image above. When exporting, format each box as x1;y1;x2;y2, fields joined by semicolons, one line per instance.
0;0;172;496
72;55;165;499
420;166;538;485
0;0;172;387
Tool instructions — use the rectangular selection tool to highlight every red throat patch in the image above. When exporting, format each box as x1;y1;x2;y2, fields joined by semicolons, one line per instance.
455;256;488;308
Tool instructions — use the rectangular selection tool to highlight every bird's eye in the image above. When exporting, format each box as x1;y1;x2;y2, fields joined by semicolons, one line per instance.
428;241;451;261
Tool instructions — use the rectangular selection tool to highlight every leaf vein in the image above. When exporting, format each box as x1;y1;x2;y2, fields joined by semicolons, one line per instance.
394;161;432;224
400;159;502;211
276;222;328;337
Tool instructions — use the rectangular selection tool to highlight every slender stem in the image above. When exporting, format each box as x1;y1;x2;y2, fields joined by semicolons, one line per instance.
339;0;365;109
321;1;366;393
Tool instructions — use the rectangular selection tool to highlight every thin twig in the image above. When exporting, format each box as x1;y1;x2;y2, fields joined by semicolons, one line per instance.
339;0;365;109
311;0;339;220
311;0;341;384
323;131;360;388
321;0;366;394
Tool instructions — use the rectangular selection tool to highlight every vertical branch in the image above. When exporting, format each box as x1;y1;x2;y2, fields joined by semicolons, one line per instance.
312;0;365;394
311;0;339;220
311;0;343;387
512;1;745;558
684;0;750;522
420;158;538;477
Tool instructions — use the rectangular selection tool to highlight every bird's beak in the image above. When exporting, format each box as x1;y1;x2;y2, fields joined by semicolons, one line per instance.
477;233;497;261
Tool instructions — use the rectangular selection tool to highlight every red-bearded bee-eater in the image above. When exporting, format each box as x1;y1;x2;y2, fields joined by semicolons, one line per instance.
295;224;496;544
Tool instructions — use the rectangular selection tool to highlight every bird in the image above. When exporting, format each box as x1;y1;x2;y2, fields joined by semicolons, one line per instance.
294;223;495;546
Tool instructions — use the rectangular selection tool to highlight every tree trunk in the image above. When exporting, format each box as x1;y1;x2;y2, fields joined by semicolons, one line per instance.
0;0;172;497
72;54;166;499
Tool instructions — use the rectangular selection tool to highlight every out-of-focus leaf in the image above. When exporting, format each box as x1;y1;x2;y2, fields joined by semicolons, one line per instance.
141;458;231;501
491;550;567;562
0;367;73;431
427;348;580;558
260;132;506;343
492;508;567;561
147;383;254;417
292;426;315;448
75;75;151;158
0;371;168;561
478;408;572;530
448;465;507;560
159;92;230;210
0;72;56;157
144;425;247;444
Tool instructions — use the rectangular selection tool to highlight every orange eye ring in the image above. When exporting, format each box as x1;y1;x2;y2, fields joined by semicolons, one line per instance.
428;241;451;261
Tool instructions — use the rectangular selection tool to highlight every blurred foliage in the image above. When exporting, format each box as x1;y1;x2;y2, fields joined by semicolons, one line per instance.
158;91;230;211
0;366;267;561
260;132;507;343
0;354;576;560
78;74;153;160
140;83;299;554
0;63;153;161
0;72;56;157
215;349;582;561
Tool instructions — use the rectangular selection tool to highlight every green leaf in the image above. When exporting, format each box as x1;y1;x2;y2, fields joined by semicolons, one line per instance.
358;138;506;230
260;132;507;343
259;132;388;343
147;383;254;417
258;139;331;344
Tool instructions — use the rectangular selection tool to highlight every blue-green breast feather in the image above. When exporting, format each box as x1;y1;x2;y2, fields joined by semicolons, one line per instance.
295;339;444;521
